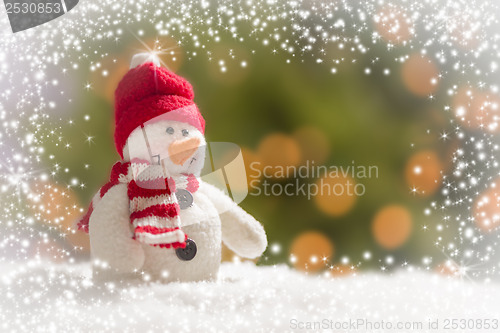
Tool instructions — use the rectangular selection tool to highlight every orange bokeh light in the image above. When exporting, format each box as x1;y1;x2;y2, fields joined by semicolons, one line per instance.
453;86;500;133
289;231;334;272
405;150;443;196
293;126;331;165
401;54;439;97
327;264;356;277
257;133;302;179
31;182;90;253
34;183;80;227
241;147;263;188
374;5;413;44
436;260;461;277
372;205;412;249
473;181;500;231
314;175;357;217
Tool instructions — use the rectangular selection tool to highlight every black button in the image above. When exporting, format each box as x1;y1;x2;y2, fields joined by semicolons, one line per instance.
176;189;193;210
175;238;197;261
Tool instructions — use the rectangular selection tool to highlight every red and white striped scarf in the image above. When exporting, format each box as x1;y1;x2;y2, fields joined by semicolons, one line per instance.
77;161;199;249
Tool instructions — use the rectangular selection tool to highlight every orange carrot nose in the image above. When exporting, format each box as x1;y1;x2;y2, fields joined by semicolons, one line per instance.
168;137;200;165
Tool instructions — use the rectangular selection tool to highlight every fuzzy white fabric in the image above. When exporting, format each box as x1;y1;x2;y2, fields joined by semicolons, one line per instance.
0;261;498;332
89;184;145;275
89;180;267;282
129;53;160;69
199;182;267;259
123;120;207;178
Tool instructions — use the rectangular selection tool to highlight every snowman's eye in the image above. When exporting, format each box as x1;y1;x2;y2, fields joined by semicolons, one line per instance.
166;127;175;134
182;129;189;137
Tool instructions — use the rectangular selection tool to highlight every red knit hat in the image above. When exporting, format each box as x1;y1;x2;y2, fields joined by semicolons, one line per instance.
114;54;205;158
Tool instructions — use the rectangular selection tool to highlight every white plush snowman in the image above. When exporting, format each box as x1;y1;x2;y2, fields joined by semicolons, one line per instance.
78;54;267;283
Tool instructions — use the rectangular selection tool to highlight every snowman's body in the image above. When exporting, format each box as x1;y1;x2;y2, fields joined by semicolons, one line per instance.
90;177;265;283
140;185;222;282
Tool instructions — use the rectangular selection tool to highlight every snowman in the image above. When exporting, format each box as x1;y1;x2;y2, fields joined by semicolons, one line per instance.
77;54;267;282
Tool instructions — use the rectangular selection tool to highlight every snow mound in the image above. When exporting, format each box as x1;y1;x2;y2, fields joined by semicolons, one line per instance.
0;261;498;332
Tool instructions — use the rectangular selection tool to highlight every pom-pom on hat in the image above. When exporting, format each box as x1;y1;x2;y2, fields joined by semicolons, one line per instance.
114;53;205;158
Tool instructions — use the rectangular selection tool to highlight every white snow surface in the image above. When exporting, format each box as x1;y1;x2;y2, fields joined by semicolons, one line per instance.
0;261;498;332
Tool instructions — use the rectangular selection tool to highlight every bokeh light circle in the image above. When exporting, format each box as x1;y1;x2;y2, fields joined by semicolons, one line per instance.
401;54;439;97
257;133;301;179
372;205;412;249
473;181;500;232
314;175;357;217
405;150;443;196
293;126;331;165
289;231;334;272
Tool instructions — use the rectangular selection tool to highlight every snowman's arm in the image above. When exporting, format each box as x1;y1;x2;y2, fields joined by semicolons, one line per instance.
199;181;267;259
89;183;145;273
